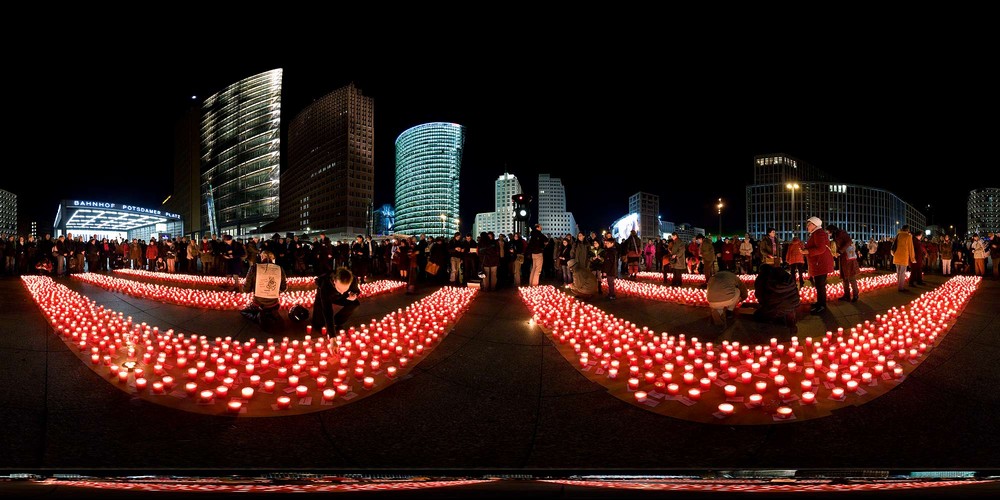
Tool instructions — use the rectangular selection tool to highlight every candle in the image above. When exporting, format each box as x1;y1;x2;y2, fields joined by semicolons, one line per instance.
161;376;174;388
199;390;214;403
185;382;198;395
336;384;349;395
740;372;752;384
724;385;737;397
699;378;712;390
241;387;254;400
322;388;336;401
363;377;375;390
682;372;695;385
295;385;309;398
773;374;786;387
91;354;100;364
627;378;640;391
203;371;215;383
801;380;813;391
846;380;859;392
718;403;735;415
135;377;147;390
893;367;904;379
227;400;243;413
287;375;299;387
316;376;328;388
687;388;701;401
832;387;845;399
861;372;873;384
776;406;793;419
249;375;261;387
748;394;763;407
755;381;768;394
387;366;397;378
801;391;816;404
222;377;234;388
607;368;618;379
667;383;680;395
117;370;129;383
634;391;647;403
215;386;229;399
276;396;291;409
263;380;276;392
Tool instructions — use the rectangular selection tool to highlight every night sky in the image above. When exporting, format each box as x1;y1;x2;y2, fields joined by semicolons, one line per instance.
7;30;992;237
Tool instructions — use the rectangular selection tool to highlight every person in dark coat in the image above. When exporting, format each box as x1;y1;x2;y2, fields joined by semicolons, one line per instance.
478;232;500;291
910;232;927;286
602;236;619;300
311;266;361;337
828;224;861;302
753;264;801;332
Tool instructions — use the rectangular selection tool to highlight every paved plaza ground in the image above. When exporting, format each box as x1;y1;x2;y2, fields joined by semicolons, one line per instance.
1;271;997;472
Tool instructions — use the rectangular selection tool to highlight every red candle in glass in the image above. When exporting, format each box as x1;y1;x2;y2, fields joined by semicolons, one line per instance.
741;372;752;384
199;390;214;403
295;385;309;398
724;385;737;397
776;406;793;419
778;387;792;400
387;366;397;378
287;375;299;387
755;381;768;394
718;403;734;416
249;375;261;387
322;389;336;401
667;383;680;395
185;382;198;395
336;384;349;395
627;378;640;391
135;378;147;391
846;380;859;392
215;386;229;399
801;391;816;404
241;387;254;400
687;388;701;401
634;391;647;403
363;377;375;390
699;378;712;390
832;387;845;399
276;396;291;409
748;394;763;407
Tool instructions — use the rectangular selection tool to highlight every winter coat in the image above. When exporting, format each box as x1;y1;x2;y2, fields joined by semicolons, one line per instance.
892;231;916;266
804;228;834;276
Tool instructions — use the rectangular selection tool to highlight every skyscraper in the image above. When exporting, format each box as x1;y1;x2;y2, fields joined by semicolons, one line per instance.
538;174;577;237
280;83;374;237
968;188;999;236
629;192;659;238
201;68;283;236
394;123;465;238
473;173;523;236
165;104;201;237
0;188;15;235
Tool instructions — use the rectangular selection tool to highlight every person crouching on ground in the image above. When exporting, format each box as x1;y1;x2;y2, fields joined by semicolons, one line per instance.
706;270;748;329
753;264;801;333
312;266;361;338
242;251;287;323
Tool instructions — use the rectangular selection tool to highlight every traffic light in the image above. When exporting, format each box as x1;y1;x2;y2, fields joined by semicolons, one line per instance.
512;194;532;221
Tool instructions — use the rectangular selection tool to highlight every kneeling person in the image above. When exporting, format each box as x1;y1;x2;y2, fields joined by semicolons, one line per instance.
753;264;801;331
312;266;361;337
243;251;287;322
706;270;748;328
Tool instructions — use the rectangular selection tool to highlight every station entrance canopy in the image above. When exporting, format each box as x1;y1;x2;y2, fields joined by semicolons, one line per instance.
54;200;183;241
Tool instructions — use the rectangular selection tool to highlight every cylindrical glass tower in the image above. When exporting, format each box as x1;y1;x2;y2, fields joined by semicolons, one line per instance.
200;68;283;236
394;123;465;238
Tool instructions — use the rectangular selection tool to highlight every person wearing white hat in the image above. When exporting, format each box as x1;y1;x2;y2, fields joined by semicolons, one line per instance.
803;216;834;314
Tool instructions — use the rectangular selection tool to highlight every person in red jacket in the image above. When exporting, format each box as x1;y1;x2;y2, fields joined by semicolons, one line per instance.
803;216;834;314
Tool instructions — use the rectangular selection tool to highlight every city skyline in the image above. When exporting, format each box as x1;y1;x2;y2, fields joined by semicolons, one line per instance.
5;48;990;238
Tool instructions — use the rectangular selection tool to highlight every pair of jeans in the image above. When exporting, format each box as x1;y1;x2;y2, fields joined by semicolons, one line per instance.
530;253;543;286
896;264;908;290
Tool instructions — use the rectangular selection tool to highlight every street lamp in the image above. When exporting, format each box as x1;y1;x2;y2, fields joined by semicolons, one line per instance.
716;198;723;237
786;183;800;240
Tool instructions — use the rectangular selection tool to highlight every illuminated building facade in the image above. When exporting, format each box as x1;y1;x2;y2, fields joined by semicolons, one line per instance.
200;68;283;236
394;123;465;238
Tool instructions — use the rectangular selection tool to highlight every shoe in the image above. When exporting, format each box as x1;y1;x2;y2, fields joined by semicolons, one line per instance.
608;296;616;301
810;305;826;314
838;295;852;302
851;295;859;303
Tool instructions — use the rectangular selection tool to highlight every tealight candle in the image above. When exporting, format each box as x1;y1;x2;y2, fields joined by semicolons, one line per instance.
185;382;198;395
215;386;229;399
773;374;786;387
387;366;397;378
295;385;309;398
748;393;763;407
627;378;640;390
241;387;254;400
607;368;618;379
718;403;734;416
199;390;214;403
801;380;813;391
846;380;859;392
687;388;701;401
135;377;147;390
634;391;647;403
117;370;129;383
699;378;712;390
363;377;375;390
227;400;242;413
755;381;768;394
861;373;873;384
276;396;291;409
832;387;845;399
801;391;816;404
322;388;336;401
336;384;349;394
667;383;680;395
776;406;793;419
287;375;299;386
724;385;737;397
249;375;261;387
263;380;276;392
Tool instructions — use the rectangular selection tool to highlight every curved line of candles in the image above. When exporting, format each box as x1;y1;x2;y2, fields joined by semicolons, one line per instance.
634;268;876;285
609;272;905;307
72;273;405;311
44;479;495;493
539;479;991;493
23;275;477;415
113;268;318;288
521;276;979;421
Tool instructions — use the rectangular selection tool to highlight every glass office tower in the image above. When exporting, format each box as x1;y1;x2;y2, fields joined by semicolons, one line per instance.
201;68;283;236
394;123;465;238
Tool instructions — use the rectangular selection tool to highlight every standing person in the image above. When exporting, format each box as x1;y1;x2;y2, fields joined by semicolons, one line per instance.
447;232;465;285
990;233;1000;279
910;232;927;286
187;238;201;274
720;238;735;272
803;217;834;314
146;238;159;271
623;230;642;279
753;264;801;333
526;224;547;286
925;236;939;273
558;237;573;284
508;232;526;287
644;239;656;271
739;235;754;274
698;235;717;285
759;228;781;267
828;225;860;302
478;232;500;291
686;237;701;274
939;235;954;276
164;240;177;274
351;235;369;284
659;237;672;283
867;239;879;268
891;225;916;292
311;267;361;337
602;236;618;300
463;233;477;285
589;239;605;294
785;236;806;287
971;234;987;276
670;233;686;287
